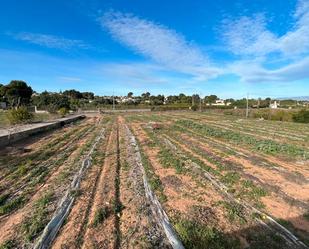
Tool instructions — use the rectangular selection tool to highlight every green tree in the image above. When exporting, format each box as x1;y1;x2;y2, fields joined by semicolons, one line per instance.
127;92;133;98
141;92;151;100
205;95;218;105
81;92;94;100
31;92;69;113
63;89;82;99
192;94;200;104
2;80;33;107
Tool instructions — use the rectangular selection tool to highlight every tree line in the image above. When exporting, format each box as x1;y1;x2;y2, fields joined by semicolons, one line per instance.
0;80;307;111
1;80;308;123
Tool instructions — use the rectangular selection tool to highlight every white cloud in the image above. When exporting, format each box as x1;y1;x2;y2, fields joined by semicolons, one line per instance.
101;11;220;80
222;0;309;58
100;7;309;85
229;56;309;82
222;14;278;56
220;0;309;83
10;32;88;50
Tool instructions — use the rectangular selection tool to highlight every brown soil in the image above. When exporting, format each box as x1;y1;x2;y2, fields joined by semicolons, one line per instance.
0;119;99;245
162;127;309;235
129;122;250;239
118;119;164;248
180;132;309;203
52;123;110;249
81;123;118;249
179;125;309;176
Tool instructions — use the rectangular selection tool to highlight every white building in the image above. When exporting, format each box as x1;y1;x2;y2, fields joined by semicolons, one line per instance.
270;100;279;109
118;96;136;103
211;99;231;106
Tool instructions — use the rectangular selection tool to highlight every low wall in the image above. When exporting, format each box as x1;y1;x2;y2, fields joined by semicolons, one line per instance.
100;109;151;113
0;115;85;148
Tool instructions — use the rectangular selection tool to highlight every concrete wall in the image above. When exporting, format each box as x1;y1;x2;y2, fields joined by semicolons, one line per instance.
0;115;85;148
100;109;151;113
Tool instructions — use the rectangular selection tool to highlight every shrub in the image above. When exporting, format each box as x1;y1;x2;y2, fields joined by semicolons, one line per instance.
252;109;293;121
174;218;241;249
21;193;53;242
270;110;293;121
58;107;69;117
93;207;111;227
6;107;34;125
293;109;309;123
190;104;198;111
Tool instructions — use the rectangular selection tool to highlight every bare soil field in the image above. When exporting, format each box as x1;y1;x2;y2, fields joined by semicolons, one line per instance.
0;111;308;249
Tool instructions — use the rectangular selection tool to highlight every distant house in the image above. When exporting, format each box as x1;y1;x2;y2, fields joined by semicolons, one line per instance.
118;96;136;103
163;96;168;105
211;99;231;106
270;100;279;109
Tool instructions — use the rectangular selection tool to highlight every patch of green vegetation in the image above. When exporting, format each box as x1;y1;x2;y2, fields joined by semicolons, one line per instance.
93;206;111;227
0;196;25;215
113;199;124;214
6;107;34;125
0;240;17;249
276;218;295;231
292;109;309;123
0;194;10;206
176;119;308;159
174;218;241;249
218;201;247;225
70;189;83;198
246;231;287;249
158;148;186;174
159;125;268;210
0;111;10;128
21;192;53;242
238;180;267;207
303;212;309;221
122;161;130;171
136;135;167;203
220;172;241;187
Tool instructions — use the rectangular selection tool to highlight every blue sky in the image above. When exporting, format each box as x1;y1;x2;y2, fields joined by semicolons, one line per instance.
0;0;309;98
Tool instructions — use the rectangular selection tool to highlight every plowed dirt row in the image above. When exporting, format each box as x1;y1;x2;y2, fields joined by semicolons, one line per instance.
0;117;102;247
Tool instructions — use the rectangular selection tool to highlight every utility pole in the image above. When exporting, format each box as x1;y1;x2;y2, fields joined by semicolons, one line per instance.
112;90;115;110
246;93;249;118
199;92;202;112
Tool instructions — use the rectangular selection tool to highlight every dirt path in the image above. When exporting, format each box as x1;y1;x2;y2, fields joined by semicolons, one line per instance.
81;121;119;249
52;122;111;249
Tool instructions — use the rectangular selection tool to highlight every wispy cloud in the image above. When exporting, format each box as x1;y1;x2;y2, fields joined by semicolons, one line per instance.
221;0;309;58
220;0;309;83
221;14;278;56
101;5;309;85
9;32;89;50
101;11;220;80
228;57;309;82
